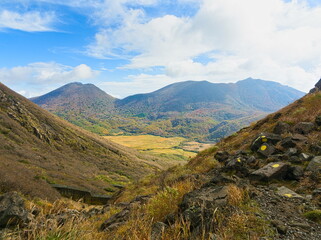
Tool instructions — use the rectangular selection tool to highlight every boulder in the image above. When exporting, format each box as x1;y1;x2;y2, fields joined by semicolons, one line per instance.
285;148;298;157
310;144;321;155
312;188;321;197
250;162;289;181
293;122;315;135
306;156;321;174
315;78;321;90
151;222;168;240
224;157;249;176
273;122;290;135
204;173;239;187
289;156;301;164
271;219;288;235
312;188;321;204
100;194;151;232
309;78;321;93
286;165;304;180
180;186;228;211
299;153;312;161
292;134;308;142
214;151;229;163
246;156;257;165
180;186;229;231
276;186;304;199
0;192;29;228
251;133;281;151
100;209;130;231
257;143;275;157
280;137;296;149
315;115;321;126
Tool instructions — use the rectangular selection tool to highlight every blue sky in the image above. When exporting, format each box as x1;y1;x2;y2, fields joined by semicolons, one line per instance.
0;0;321;98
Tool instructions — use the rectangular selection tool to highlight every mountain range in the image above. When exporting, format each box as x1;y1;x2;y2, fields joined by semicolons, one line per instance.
31;78;305;141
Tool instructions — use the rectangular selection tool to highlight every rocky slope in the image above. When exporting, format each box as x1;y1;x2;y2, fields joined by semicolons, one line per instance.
0;82;165;201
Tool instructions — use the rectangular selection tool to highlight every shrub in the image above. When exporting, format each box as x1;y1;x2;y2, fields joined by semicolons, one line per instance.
304;210;321;223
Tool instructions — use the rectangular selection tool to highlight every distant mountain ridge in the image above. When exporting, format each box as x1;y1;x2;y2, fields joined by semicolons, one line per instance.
31;78;305;141
117;78;303;114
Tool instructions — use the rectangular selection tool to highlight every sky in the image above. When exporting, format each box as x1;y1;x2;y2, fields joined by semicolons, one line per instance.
1;0;321;98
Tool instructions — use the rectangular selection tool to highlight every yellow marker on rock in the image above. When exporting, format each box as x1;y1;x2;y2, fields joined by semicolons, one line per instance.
260;145;267;151
284;194;292;198
237;158;241;163
261;136;267;142
272;164;280;168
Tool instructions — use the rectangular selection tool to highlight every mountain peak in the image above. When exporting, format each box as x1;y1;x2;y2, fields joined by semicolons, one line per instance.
31;82;116;115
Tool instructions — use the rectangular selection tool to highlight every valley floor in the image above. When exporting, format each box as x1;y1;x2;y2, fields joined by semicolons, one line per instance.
105;135;213;164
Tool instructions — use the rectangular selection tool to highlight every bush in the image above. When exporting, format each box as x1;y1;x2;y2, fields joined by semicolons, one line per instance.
304;210;321;223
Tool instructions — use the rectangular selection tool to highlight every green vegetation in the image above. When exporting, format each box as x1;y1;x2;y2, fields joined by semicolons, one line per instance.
304;210;321;223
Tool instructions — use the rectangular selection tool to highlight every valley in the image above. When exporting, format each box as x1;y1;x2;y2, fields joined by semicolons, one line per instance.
105;134;213;163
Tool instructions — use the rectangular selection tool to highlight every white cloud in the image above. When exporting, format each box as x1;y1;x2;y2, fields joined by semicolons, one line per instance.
86;0;321;92
0;10;56;32
0;62;99;97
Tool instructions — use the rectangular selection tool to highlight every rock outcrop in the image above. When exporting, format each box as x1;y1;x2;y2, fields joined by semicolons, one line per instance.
0;192;29;228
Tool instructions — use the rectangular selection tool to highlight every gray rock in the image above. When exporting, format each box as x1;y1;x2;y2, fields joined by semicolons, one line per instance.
214;151;229;163
250;162;289;181
280;137;296;148
246;156;257;164
312;188;321;197
315;115;321;126
180;186;229;231
309;144;321;155
0;192;29;228
151;222;167;240
273;122;290;135
251;133;281;151
299;153;311;161
257;143;275;157
315;78;321;90
290;222;310;230
306;156;321;173
100;194;152;232
289;156;301;164
271;219;288;234
287;165;304;180
224;157;249;176
277;186;304;199
100;209;130;231
181;186;229;211
292;134;308;142
286;148;298;156
294;122;315;135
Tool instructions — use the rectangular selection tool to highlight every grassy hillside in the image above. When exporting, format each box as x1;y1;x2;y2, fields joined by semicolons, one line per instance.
0;83;167;200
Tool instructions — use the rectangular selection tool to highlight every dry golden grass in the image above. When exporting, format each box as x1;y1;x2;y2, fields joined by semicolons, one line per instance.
227;185;245;207
148;179;195;222
105;135;197;161
2;198;121;240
